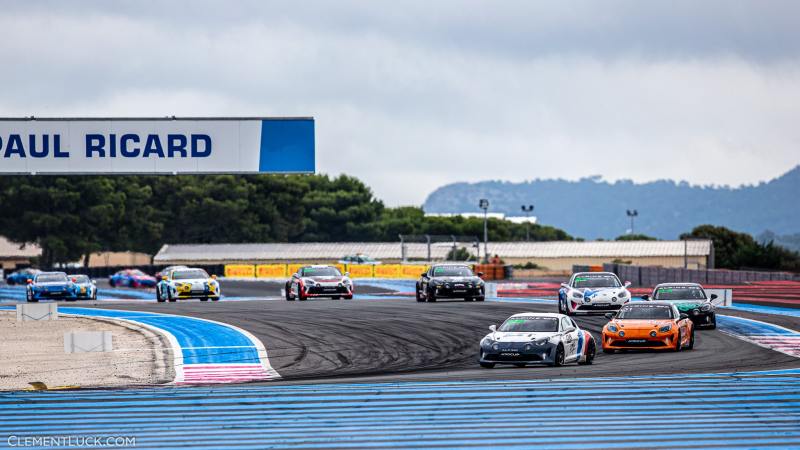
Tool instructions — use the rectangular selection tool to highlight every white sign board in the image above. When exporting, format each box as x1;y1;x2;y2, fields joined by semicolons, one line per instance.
0;117;314;174
16;303;58;321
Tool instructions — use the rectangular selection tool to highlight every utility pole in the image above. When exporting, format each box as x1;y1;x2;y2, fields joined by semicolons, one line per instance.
626;209;638;235
521;204;534;241
479;199;489;263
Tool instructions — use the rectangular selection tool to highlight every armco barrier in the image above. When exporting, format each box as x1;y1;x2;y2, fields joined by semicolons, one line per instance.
373;265;402;278
256;264;286;278
401;265;428;278
347;264;374;278
224;264;255;278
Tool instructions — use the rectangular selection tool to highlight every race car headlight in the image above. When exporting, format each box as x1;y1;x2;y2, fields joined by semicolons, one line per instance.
607;325;618;332
342;279;351;285
571;291;583;299
618;291;628;298
533;337;550;346
659;325;672;333
701;303;713;312
481;337;494;347
492;344;500;351
304;279;316;286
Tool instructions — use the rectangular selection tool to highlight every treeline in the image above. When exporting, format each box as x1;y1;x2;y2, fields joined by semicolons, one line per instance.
0;175;572;266
681;225;800;272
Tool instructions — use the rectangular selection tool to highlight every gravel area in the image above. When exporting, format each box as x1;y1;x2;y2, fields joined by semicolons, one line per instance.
0;311;173;390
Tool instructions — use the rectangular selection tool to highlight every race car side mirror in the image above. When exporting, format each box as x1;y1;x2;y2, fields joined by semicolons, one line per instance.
91;280;96;285
71;277;77;283
624;281;632;287
344;272;350;277
680;313;689;320
211;274;217;280
292;273;299;279
641;294;650;300
27;279;32;284
560;283;570;289
489;325;497;332
421;272;427;277
604;313;615;320
710;294;718;300
477;272;484;277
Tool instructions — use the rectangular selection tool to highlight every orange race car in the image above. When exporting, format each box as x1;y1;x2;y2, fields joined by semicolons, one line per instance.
602;301;694;353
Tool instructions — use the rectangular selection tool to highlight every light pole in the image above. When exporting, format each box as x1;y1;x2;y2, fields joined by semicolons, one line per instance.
521;204;534;241
479;199;489;263
626;209;638;235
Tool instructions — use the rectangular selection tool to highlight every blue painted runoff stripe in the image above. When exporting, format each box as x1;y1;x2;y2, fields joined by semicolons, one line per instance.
2;371;800;449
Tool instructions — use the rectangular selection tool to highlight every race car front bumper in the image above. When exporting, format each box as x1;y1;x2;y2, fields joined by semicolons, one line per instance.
432;284;484;298
686;310;715;327
303;284;352;297
602;330;678;350
570;300;625;313
479;341;557;364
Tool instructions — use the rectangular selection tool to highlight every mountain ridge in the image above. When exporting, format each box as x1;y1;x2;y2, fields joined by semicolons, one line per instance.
423;165;800;240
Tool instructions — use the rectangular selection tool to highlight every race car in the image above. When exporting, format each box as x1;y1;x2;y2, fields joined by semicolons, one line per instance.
26;271;76;302
416;264;485;302
479;313;596;368
109;269;157;288
157;267;220;302
558;272;631;315
68;274;97;300
285;265;353;301
643;283;717;329
155;265;188;298
6;268;41;285
601;301;694;353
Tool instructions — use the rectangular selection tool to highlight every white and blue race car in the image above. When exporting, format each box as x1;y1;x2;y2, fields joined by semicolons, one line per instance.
68;274;97;300
558;272;631;315
479;313;596;368
26;271;76;302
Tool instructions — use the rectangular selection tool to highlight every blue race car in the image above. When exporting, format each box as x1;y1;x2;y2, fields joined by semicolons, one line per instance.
26;271;77;302
68;274;97;300
6;268;41;285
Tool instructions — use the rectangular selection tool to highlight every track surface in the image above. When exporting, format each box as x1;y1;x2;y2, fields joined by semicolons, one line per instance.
76;297;800;384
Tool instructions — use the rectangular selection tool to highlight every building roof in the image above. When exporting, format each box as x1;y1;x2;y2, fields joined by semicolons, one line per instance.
0;236;40;259
154;240;712;263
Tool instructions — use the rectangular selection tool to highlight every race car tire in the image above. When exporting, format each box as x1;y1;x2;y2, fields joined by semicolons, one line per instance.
415;283;424;302
26;290;36;302
479;362;495;369
579;339;596;365
109;280;115;288
551;344;565;367
344;295;353;300
92;290;97;300
167;291;176;303
674;331;683;352
298;289;307;301
426;288;436;302
558;297;565;314
157;295;165;303
475;295;485;302
687;329;695;350
514;363;526;367
707;313;717;329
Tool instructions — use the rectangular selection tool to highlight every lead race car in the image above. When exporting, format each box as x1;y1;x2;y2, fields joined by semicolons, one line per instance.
479;313;596;368
285;265;353;301
643;282;718;329
416;264;485;302
558;272;631;315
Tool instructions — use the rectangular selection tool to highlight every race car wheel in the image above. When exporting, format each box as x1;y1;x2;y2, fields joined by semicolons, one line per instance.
687;329;695;350
26;290;36;302
157;294;165;303
92;290;97;300
168;291;176;303
298;288;307;301
344;295;353;300
415;283;424;302
674;331;683;352
551;344;565;367
426;288;436;302
475;295;485;302
707;313;717;329
479;362;495;369
579;339;596;365
558;298;565;314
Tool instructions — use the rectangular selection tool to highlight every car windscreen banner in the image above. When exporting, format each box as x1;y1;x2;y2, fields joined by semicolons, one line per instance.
0;117;314;174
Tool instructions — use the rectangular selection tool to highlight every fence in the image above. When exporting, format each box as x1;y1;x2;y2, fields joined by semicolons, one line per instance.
41;264;226;279
600;263;799;287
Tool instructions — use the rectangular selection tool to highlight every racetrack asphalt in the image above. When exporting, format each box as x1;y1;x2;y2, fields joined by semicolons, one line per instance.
73;296;800;385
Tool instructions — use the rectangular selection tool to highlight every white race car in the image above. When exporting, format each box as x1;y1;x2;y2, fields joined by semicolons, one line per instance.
157;267;220;302
479;313;596;368
558;272;631;315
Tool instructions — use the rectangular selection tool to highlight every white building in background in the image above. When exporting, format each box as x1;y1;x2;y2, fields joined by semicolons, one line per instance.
424;212;538;224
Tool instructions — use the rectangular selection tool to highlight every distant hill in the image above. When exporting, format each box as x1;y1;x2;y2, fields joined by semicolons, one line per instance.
423;165;800;240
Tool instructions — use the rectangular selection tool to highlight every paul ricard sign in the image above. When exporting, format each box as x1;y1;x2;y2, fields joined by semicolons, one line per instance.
0;117;314;174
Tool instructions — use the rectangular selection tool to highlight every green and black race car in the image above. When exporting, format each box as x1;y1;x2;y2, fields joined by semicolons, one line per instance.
642;282;718;329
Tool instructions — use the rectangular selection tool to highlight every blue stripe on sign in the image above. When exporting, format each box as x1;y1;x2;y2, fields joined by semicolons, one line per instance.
259;118;315;173
57;307;258;364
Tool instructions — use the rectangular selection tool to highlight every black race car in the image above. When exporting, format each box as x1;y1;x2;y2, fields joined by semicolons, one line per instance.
642;282;718;329
416;264;485;302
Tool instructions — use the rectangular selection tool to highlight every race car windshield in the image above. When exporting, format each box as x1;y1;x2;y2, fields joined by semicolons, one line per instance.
36;273;68;283
617;305;674;320
71;275;90;283
654;286;706;300
573;275;620;288
433;266;474;277
130;270;147;276
499;317;559;332
172;269;210;280
302;267;341;277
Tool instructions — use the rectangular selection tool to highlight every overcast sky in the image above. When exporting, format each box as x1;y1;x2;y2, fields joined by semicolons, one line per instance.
1;1;799;205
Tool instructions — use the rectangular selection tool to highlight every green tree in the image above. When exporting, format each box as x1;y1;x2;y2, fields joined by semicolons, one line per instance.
615;234;657;241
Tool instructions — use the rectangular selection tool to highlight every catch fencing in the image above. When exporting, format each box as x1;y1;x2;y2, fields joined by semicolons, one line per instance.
596;263;799;287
